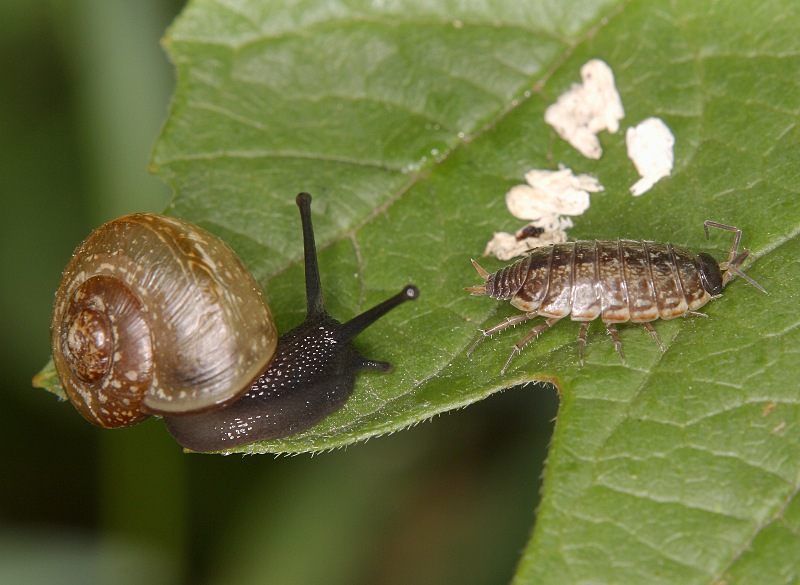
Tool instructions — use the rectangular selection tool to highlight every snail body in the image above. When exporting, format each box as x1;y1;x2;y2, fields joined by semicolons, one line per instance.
51;193;418;450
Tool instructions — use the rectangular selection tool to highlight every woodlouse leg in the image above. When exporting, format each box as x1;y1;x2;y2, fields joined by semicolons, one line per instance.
467;313;536;357
501;317;560;374
642;322;665;353
606;323;626;364
577;322;590;365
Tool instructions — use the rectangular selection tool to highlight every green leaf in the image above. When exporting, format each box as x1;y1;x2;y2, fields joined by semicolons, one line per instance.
36;0;800;582
147;0;622;455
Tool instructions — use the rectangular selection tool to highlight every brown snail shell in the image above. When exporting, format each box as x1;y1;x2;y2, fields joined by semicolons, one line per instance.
50;213;277;428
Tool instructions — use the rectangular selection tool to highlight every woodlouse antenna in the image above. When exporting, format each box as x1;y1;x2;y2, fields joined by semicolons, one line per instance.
726;250;768;294
703;220;767;294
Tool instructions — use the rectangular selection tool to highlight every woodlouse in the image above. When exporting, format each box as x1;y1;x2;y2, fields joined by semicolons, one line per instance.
466;221;766;372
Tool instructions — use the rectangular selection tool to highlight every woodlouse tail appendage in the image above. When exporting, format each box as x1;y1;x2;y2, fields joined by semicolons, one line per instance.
466;223;766;373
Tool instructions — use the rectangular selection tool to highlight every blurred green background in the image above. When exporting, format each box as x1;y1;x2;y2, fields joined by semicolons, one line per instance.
0;1;558;584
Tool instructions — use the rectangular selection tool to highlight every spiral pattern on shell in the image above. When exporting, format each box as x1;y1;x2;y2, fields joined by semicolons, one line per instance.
50;213;278;428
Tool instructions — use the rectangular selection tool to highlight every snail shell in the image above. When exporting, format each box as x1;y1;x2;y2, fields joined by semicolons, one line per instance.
50;213;277;427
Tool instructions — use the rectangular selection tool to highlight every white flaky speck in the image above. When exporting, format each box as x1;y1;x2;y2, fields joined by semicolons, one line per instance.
483;217;575;261
544;59;625;159
484;165;601;260
506;166;603;220
626;117;675;196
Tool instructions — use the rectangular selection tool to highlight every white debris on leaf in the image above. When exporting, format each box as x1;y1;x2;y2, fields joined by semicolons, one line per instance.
483;232;528;261
484;165;603;261
483;217;575;261
507;166;604;220
626;117;675;196
544;59;625;159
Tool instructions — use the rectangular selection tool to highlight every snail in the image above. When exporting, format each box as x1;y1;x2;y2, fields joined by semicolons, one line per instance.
50;193;419;451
